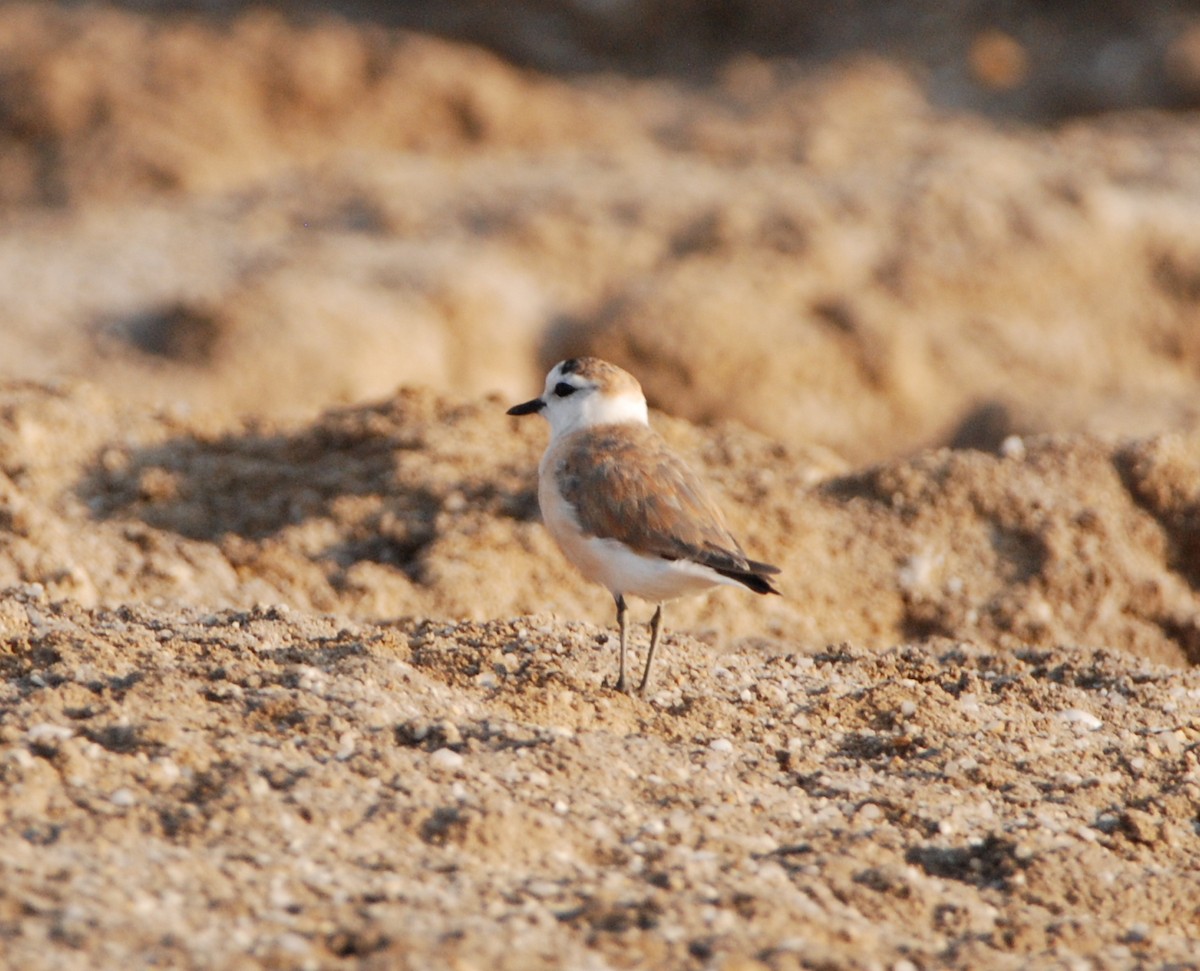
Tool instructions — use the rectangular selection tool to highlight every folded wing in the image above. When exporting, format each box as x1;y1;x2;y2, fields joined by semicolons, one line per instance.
555;425;781;595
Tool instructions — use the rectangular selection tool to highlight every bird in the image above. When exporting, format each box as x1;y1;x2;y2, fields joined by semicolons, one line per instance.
507;356;780;695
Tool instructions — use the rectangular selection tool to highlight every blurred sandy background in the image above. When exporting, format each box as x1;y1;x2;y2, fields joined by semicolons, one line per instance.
3;0;1200;460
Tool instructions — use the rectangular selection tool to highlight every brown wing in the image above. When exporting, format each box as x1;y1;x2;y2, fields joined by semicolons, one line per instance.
554;425;780;592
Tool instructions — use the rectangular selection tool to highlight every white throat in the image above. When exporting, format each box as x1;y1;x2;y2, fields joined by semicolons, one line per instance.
546;391;648;439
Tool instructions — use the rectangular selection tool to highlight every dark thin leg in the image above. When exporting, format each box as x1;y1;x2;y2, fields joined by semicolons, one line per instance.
614;594;629;693
637;604;664;696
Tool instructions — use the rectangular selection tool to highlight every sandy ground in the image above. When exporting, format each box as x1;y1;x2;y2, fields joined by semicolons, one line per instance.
3;2;1200;968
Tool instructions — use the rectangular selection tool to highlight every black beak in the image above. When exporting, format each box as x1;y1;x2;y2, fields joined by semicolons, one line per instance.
506;398;545;416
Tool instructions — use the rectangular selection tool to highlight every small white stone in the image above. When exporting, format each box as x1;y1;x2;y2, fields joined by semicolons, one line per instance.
155;758;181;783
276;932;309;955
429;748;464;771
1000;435;1026;460
26;723;73;743
897;554;936;592
709;738;733;753
110;788;137;807
335;731;357;761
1058;708;1102;731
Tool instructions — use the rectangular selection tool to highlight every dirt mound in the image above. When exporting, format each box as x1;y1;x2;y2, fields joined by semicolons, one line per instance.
3;379;1199;665
546;101;1200;461
0;3;639;206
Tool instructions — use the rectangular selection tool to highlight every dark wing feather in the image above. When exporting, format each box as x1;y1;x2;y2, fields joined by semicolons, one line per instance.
555;425;780;594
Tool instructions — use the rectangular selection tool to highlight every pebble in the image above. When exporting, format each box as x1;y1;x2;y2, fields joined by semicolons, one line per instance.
335;731;357;761
275;932;309;955
1000;435;1026;460
897;554;936;592
526;880;560;899
7;748;34;768
709;738;733;753
944;756;978;776
429;748;464;771
26;723;74;743
1058;708;1103;731
110;788;137;807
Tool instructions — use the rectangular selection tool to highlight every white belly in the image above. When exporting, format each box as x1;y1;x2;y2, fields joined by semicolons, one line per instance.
538;459;734;603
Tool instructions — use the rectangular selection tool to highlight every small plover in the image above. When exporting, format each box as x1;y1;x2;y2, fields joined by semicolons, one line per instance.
508;357;780;695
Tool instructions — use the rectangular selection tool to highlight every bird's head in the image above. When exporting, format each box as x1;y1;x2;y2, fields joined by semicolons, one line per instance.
507;357;648;438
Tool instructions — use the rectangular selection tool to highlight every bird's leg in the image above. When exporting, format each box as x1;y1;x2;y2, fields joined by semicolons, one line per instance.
637;604;664;696
614;594;629;693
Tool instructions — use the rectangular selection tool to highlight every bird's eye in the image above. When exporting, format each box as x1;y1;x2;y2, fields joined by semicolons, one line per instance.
553;382;577;398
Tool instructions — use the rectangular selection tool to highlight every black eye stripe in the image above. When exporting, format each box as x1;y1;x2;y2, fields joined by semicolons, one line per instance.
553;382;577;398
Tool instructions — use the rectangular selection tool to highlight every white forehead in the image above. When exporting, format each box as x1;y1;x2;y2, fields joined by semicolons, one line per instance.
545;361;578;390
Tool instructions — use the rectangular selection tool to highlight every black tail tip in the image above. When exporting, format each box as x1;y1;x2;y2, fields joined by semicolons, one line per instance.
753;576;783;596
717;568;782;596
